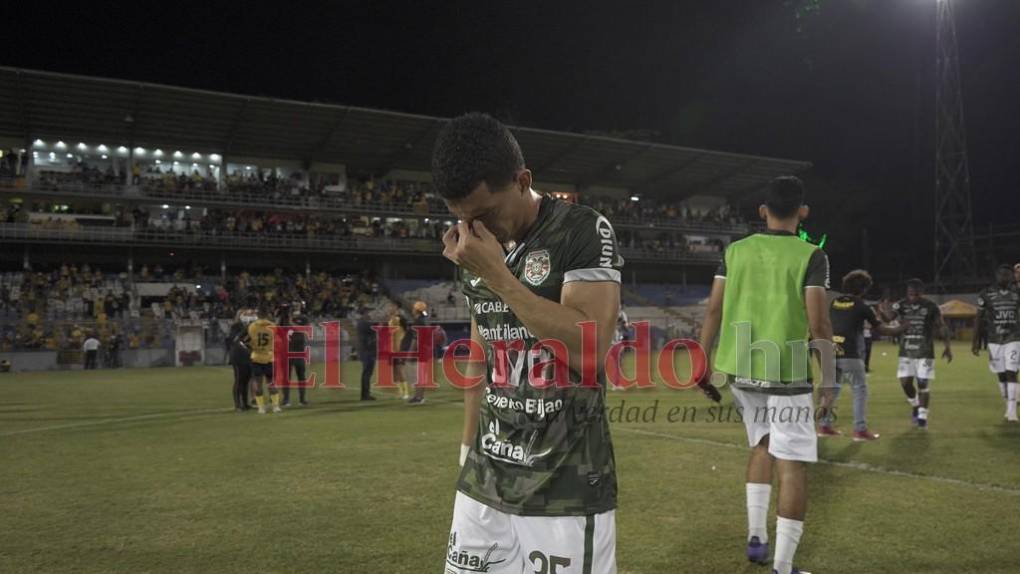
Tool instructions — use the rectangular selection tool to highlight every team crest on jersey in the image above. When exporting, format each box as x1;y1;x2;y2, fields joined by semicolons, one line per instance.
523;249;551;286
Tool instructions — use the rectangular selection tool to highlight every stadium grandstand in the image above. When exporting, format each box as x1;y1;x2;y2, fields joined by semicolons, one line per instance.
0;67;809;370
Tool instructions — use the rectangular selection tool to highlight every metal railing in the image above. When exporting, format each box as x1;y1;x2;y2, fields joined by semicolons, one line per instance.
2;178;751;236
0;222;723;263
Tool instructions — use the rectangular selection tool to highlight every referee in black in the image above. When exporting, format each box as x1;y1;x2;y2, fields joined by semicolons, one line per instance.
227;309;254;412
281;301;311;407
356;306;377;401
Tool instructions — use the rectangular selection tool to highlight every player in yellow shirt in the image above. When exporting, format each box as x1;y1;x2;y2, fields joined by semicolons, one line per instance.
388;302;411;399
248;306;282;414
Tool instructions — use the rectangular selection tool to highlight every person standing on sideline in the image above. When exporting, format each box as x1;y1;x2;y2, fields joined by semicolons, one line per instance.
698;176;834;574
82;333;100;370
387;301;411;399
407;300;431;405
819;270;904;440
227;308;256;412
248;306;281;415
281;301;311;407
355;306;377;401
862;319;874;372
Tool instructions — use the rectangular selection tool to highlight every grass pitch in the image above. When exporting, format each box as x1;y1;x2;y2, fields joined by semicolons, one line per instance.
1;342;1018;573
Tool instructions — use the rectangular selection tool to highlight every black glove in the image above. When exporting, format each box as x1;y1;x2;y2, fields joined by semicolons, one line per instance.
698;379;722;403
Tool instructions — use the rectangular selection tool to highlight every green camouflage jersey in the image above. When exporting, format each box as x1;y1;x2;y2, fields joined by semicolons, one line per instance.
891;298;942;359
458;194;624;517
976;286;1020;345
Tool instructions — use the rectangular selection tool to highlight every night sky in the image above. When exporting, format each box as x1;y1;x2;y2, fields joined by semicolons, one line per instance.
5;0;1019;278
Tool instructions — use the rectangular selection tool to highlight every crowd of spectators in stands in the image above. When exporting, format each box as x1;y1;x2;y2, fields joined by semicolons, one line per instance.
581;196;744;226
0;263;382;353
31;158;447;214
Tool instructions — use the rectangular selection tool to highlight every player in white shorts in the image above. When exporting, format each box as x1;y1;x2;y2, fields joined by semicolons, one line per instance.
880;279;953;429
434;114;648;574
972;265;1020;422
698;176;833;574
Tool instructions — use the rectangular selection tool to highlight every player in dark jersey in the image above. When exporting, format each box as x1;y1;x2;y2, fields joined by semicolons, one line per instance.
879;279;952;429
819;270;904;440
434;113;624;573
281;301;311;407
972;265;1020;422
227;308;257;412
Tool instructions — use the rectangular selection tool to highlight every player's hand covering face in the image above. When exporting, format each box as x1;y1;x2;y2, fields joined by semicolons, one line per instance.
442;221;508;282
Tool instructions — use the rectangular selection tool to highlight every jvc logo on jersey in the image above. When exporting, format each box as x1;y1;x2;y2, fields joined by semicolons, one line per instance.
489;340;564;389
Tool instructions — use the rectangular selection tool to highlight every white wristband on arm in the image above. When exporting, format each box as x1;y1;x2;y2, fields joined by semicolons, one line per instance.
459;444;470;467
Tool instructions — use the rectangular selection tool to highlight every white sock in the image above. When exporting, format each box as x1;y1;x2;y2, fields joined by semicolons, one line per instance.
746;483;771;543
917;407;929;421
1000;382;1009;401
774;516;804;574
907;396;919;408
1007;383;1018;417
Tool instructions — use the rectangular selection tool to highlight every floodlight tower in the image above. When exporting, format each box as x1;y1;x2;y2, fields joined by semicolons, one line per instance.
933;0;977;290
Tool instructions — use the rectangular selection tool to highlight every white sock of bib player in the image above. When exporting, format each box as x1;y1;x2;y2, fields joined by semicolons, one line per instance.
774;516;804;574
746;483;771;543
917;407;929;421
907;396;919;408
1007;383;1018;418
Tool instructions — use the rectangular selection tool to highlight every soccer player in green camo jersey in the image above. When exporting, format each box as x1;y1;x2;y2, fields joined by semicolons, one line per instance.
878;279;953;429
433;113;624;574
972;265;1020;422
698;176;835;574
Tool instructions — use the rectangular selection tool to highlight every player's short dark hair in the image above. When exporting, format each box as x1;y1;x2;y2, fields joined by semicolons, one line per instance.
432;112;525;201
996;263;1012;275
765;176;805;219
842;269;873;295
906;278;925;292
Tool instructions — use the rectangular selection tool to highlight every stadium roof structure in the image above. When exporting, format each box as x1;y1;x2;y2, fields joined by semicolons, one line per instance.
0;67;810;199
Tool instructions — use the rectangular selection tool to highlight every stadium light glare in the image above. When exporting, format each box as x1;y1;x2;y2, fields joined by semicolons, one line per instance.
208;164;215;170
33;139;45;148
101;154;108;159
48;152;56;160
185;205;192;210
55;141;67;150
134;147;145;155
117;146;128;154
161;204;169;209
630;195;640;202
77;142;87;150
153;149;163;157
97;144;108;153
173;151;183;158
155;160;161;165
66;154;73;159
192;152;201;160
173;161;179;166
32;152;38;158
209;154;221;162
